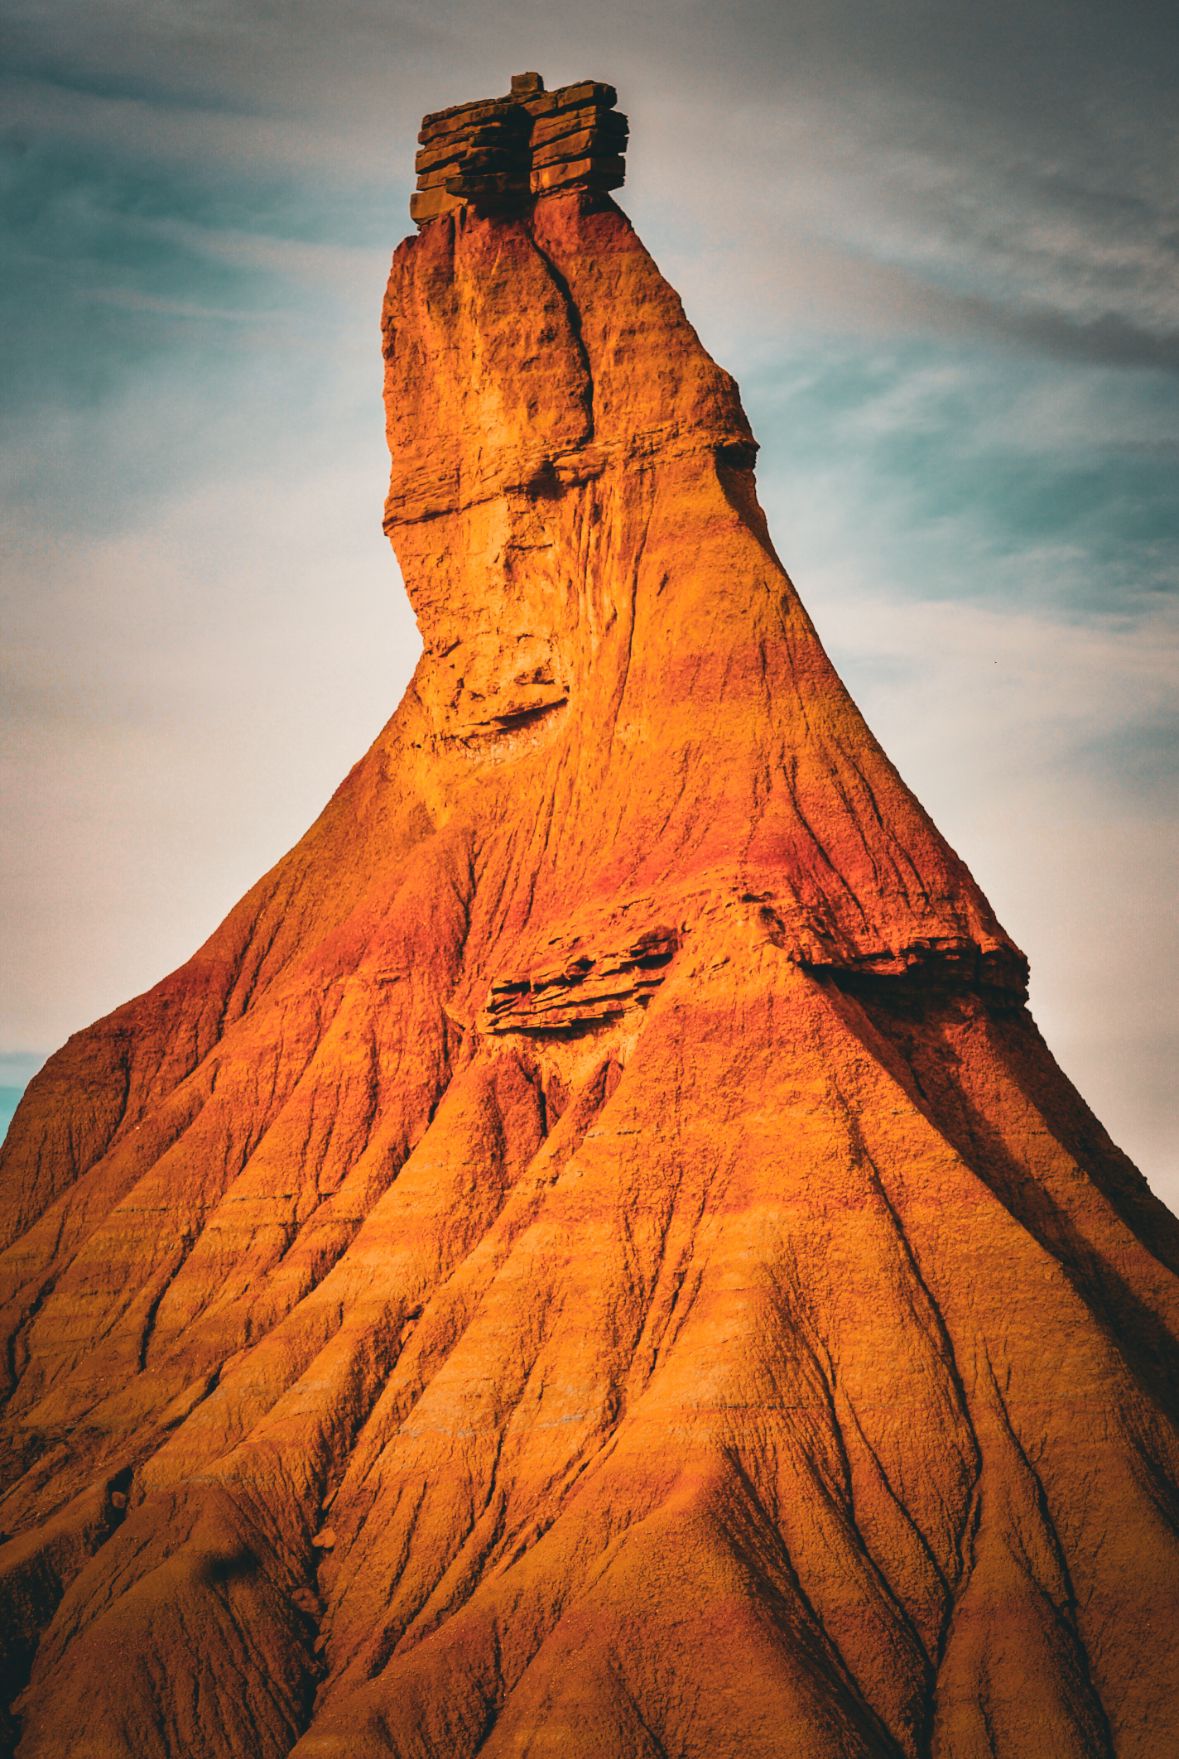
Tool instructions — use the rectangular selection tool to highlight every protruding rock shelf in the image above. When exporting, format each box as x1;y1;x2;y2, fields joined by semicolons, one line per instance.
410;71;627;225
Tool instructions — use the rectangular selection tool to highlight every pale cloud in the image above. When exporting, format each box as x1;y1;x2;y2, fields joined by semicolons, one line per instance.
87;286;275;321
816;590;1178;777
1;444;418;1046
0;74;368;177
133;215;382;286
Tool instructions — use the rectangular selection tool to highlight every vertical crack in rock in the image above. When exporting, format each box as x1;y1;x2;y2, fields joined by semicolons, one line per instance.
522;228;596;449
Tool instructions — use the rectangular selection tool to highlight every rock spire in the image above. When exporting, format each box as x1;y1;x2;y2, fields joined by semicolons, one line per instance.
0;77;1176;1759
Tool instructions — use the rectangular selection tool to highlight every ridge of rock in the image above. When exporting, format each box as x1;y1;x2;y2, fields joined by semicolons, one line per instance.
0;77;1176;1759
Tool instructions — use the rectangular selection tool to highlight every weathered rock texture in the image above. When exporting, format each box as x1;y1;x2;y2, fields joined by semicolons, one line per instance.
2;89;1178;1759
410;74;626;225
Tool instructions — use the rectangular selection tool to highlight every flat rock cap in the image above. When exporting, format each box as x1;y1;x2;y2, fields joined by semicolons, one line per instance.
412;74;627;224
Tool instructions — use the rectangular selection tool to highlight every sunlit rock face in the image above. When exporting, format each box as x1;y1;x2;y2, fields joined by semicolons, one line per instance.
1;113;1177;1759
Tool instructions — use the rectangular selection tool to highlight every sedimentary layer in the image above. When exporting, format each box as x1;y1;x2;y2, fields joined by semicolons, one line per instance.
410;73;626;224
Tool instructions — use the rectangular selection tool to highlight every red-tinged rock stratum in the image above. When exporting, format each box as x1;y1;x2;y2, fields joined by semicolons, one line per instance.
2;71;1178;1759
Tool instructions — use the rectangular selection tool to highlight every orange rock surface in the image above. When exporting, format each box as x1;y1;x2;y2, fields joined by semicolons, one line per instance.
1;188;1177;1759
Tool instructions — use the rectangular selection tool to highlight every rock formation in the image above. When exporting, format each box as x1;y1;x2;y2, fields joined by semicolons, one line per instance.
410;73;627;225
2;73;1177;1759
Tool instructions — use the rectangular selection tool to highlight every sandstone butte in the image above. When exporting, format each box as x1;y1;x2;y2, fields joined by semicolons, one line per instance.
2;77;1178;1759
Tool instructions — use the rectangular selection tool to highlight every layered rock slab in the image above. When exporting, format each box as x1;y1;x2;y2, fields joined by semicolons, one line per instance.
410;73;626;224
0;159;1177;1759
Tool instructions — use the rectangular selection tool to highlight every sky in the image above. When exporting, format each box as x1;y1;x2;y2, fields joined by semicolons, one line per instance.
1;0;1176;1208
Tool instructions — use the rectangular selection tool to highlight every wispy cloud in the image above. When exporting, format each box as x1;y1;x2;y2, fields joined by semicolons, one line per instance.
2;71;385;180
131;214;383;285
87;286;274;321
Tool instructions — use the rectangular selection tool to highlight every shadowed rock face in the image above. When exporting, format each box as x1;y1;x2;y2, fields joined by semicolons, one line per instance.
1;186;1177;1759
